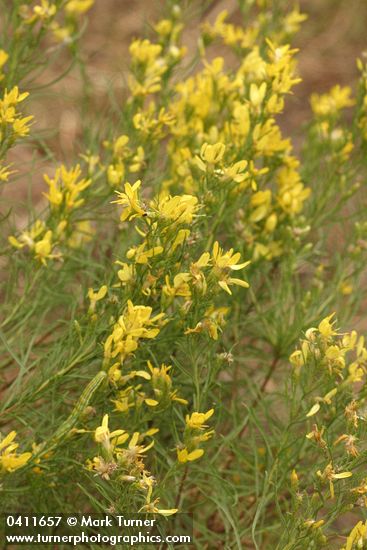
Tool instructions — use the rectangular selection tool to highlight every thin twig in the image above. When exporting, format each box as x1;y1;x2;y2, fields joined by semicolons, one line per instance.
175;465;189;510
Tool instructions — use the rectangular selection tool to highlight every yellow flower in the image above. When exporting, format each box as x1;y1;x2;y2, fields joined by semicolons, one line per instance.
342;520;367;550
318;313;338;339
283;8;307;34
130;146;145;173
171;229;190;252
79;151;100;174
129;39;162;66
190;251;210;294
153;194;199;225
88;285;107;316
221;160;248;184
112;180;146;221
0;431;32;473
24;0;57;24
249;82;267;109
276;165;310;215
138;472;177;516
185;306;228;340
12;116;33;137
0;163;14;182
163;273;191;298
9;219;45;250
154;19;173;37
115;262;135;285
43;164;91;211
177;447;204;463
250;190;272;223
65;0;94;15
0;87;33;139
94;414;128;455
212;241;250;294
290;469;299;490
289;349;305;370
103;300;165;364
67;220;94;248
306;403;320;418
186;409;214;430
310;85;355;117
195;142;225;171
116;432;155;467
177;408;214;465
88;285;107;302
126;242;163;264
107;163;125;186
0;49;8;81
316;462;352;499
145;361;188;408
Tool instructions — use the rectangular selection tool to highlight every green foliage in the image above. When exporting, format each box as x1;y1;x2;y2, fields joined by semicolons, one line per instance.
1;1;367;548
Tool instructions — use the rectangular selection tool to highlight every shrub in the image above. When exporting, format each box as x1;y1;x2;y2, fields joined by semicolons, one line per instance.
1;1;367;548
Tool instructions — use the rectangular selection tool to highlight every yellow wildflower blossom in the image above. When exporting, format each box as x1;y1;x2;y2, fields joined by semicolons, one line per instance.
177;448;204;463
0;49;8;81
24;0;57;24
211;241;250;295
112;180;146;221
0;431;32;473
43;164;91;211
88;285;107;317
94;414;128;455
139;472;177;516
316;462;352;499
65;0;94;15
0;163;13;182
163;273;191;298
153;194;199;225
126;242;163;264
145;361;188;407
311;85;355;117
186;409;214;430
342;520;367;550
103;300;165;364
195;142;226;172
318;313;338;340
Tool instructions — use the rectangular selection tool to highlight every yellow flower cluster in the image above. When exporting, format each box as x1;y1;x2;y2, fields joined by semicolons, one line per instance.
288;315;367;541
8;220;60;265
104;135;146;188
18;0;95;43
0;87;32;150
43;164;91;212
6;0;367;540
290;313;367;382
310;85;355;118
9;164;93;263
103;300;165;366
177;409;214;463
113;10;311;263
128;9;185;99
202;7;307;51
110;360;187;413
88;414;177;515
